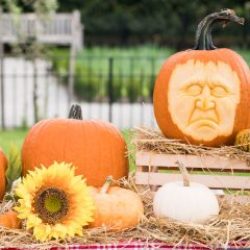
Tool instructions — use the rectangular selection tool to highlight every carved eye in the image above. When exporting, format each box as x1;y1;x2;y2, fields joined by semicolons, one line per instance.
185;84;202;96
211;85;228;97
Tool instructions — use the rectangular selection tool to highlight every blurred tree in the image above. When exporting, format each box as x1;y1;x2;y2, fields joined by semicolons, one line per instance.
57;0;249;49
0;0;58;124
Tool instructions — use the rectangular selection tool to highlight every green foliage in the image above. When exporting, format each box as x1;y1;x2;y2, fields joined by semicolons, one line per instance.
122;129;136;172
57;0;250;49
0;129;28;154
50;46;173;102
74;63;101;101
32;0;58;14
5;144;22;192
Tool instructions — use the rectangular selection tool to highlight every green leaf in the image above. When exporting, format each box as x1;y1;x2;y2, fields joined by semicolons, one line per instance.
5;144;22;192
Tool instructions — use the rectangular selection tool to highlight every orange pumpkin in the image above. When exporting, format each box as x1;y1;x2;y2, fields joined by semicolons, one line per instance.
0;148;8;200
153;9;250;147
0;210;21;229
22;104;128;187
89;177;144;231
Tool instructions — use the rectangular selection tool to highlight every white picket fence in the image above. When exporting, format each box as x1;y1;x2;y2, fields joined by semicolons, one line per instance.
2;58;157;129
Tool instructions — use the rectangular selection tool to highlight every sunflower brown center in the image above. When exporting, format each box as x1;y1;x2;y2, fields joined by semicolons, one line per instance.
34;187;69;224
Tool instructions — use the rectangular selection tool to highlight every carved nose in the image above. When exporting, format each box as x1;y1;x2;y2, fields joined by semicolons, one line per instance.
195;99;215;110
195;85;215;110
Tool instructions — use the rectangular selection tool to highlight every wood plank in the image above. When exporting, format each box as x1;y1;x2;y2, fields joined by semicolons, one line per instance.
136;151;250;171
135;172;250;190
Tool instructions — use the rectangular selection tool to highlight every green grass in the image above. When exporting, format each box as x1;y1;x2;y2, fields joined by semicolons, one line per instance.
122;129;136;172
0;129;28;155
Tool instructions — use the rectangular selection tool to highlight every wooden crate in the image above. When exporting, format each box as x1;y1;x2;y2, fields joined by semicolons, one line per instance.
135;151;250;191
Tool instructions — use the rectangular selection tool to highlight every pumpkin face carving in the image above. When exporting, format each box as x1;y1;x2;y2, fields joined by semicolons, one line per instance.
153;10;250;146
168;59;240;142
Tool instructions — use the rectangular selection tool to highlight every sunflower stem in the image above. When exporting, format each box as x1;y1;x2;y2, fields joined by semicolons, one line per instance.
100;176;113;194
176;161;190;187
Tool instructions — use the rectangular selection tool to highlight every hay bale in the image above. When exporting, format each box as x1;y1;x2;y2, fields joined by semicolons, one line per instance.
0;179;249;249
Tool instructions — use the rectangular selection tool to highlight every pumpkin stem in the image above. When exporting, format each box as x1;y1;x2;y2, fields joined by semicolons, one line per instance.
100;176;113;194
176;161;190;187
68;104;83;120
194;9;244;50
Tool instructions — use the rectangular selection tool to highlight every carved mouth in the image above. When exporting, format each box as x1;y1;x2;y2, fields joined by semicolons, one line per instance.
188;107;220;127
189;117;219;125
188;119;219;130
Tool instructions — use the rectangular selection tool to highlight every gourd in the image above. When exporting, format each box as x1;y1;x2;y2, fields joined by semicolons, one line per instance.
235;129;250;152
0;149;8;200
0;210;21;229
153;9;250;146
22;104;128;187
153;162;220;224
89;176;144;231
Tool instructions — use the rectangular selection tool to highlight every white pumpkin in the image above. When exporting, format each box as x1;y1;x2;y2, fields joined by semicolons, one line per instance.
153;162;220;224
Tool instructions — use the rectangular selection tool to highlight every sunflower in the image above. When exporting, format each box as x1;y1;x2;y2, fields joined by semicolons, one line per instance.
15;162;95;242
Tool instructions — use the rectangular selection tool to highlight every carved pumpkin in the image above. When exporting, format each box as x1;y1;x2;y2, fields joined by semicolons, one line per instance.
89;177;144;231
0;149;8;200
153;10;250;146
22;104;128;187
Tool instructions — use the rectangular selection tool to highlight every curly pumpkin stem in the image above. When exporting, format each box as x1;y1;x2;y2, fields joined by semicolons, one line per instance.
176;161;190;187
100;176;113;194
194;9;244;50
68;104;83;120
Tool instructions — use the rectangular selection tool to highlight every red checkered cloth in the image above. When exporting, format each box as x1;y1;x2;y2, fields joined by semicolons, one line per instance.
3;242;249;250
51;243;209;250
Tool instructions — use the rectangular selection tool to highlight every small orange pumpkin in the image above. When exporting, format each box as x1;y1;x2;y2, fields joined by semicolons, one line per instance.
89;177;144;231
153;9;250;147
0;210;21;229
0;148;8;200
22;104;128;187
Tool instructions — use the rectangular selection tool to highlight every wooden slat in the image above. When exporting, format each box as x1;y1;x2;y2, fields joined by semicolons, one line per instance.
135;172;250;190
136;151;250;171
0;12;83;50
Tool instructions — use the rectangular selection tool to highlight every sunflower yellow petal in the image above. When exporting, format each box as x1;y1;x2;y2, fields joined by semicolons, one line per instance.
15;162;95;241
26;214;42;229
33;224;50;242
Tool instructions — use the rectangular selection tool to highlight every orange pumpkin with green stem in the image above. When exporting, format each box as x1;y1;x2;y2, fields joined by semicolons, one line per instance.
0;149;8;200
89;176;144;231
153;9;250;147
22;104;128;187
